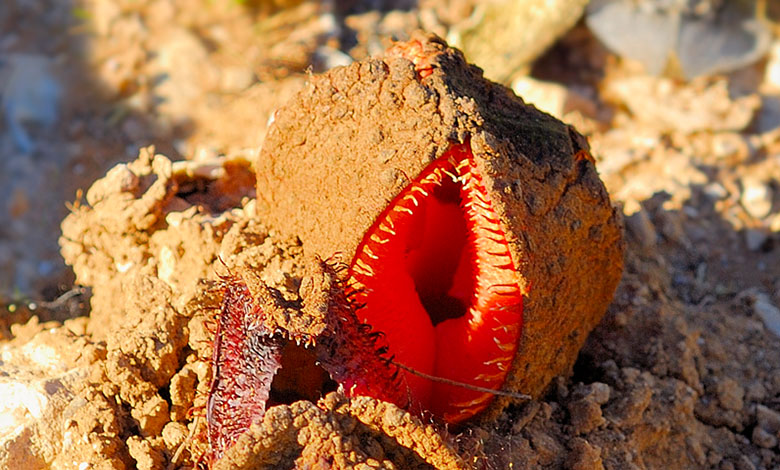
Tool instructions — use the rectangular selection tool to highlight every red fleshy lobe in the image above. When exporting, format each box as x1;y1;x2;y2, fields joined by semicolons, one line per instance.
205;263;411;465
349;143;524;424
206;278;281;464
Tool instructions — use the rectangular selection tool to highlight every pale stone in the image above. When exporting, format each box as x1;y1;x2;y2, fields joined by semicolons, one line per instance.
512;77;568;119
0;327;90;469
752;293;780;338
740;177;773;220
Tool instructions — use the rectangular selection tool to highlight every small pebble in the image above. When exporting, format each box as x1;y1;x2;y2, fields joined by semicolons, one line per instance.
625;206;657;249
703;182;728;200
85;164;139;206
656;209;689;247
751;427;777;449
710;133;749;160
315;46;353;71
736;455;756;470
219;65;255;93
740;177;773;220
512;76;569;118
764;42;780;93
752;293;780;338
589;382;611;405
757;404;780;433
716;378;744;411
682;205;698;218
161;421;188;449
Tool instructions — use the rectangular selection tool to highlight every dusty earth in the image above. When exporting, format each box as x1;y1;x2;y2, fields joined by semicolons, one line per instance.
2;1;780;470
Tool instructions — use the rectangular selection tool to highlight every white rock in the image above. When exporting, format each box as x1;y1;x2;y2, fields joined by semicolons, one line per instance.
702;182;728;200
741;177;773;220
0;326;89;468
763;42;780;93
512;76;568;119
753;293;780;338
157;245;176;286
314;46;353;71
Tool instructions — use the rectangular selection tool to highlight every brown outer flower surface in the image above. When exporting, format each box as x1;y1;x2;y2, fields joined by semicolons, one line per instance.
255;34;624;419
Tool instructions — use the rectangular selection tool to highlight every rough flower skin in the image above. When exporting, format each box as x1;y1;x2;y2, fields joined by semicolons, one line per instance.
205;277;281;465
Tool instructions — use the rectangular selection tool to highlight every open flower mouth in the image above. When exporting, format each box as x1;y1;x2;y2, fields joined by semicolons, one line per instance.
349;142;524;424
204;143;525;466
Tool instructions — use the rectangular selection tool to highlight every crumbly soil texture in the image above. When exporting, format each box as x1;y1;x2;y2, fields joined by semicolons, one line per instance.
2;1;780;470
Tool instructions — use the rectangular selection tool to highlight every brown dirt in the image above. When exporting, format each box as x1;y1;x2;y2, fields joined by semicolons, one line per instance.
1;1;780;470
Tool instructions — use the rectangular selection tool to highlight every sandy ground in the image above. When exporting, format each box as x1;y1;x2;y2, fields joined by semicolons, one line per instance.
1;1;780;469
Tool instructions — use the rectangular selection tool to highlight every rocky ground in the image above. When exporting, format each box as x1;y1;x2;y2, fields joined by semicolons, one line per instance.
1;1;780;469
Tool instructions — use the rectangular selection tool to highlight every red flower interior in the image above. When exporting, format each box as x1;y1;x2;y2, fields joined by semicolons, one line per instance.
349;142;524;424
